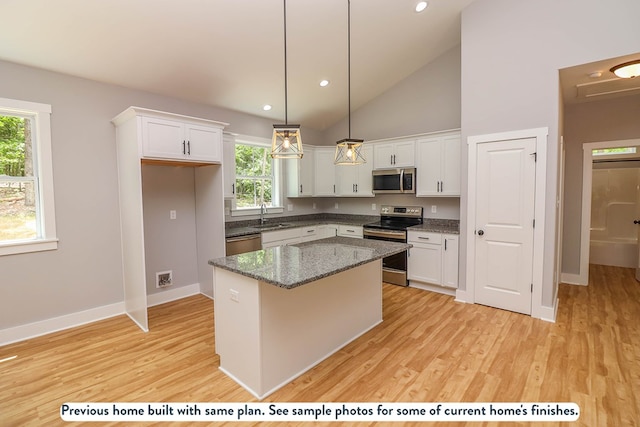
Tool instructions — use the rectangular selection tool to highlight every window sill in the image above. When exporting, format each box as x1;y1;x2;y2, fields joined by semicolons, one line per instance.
231;207;285;217
0;238;58;256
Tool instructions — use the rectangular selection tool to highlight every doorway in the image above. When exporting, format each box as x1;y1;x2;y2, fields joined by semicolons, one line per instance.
580;139;640;285
465;127;548;319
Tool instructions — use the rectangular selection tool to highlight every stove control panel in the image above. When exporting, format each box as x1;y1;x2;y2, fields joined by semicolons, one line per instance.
380;205;423;218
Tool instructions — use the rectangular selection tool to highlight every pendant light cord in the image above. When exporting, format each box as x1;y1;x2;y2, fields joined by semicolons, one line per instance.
347;0;351;139
283;0;288;125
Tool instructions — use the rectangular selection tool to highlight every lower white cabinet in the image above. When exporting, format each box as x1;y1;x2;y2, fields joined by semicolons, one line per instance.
337;225;363;238
261;228;302;248
408;230;459;294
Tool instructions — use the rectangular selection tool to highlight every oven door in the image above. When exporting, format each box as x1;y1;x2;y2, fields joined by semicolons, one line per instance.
363;228;408;286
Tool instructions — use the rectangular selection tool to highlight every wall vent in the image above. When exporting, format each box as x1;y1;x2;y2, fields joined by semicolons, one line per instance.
156;270;173;288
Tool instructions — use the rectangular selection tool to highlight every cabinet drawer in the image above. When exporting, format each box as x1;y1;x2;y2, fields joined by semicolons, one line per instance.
337;225;363;238
408;231;442;244
261;228;301;244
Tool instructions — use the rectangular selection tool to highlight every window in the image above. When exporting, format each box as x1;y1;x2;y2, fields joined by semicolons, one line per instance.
592;147;637;156
231;137;282;215
0;98;57;256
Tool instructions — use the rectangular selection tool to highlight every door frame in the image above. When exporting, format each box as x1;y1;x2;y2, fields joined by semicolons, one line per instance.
463;127;548;319
578;138;640;285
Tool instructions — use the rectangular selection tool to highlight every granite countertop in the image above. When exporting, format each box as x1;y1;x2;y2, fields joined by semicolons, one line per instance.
210;236;410;289
409;218;460;234
225;214;379;238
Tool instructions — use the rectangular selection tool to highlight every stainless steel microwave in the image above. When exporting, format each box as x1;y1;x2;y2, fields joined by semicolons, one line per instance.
372;168;416;194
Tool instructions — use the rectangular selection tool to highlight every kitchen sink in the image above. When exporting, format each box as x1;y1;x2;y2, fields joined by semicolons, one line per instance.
251;223;291;229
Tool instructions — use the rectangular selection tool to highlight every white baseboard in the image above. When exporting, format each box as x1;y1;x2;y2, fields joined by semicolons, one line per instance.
1;284;207;346
0;301;125;347
537;298;558;323
408;281;456;297
561;273;586;286
147;283;201;307
455;289;471;304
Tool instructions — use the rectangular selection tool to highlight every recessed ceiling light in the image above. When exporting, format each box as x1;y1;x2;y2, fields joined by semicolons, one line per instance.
320;80;330;87
263;104;272;111
415;1;428;13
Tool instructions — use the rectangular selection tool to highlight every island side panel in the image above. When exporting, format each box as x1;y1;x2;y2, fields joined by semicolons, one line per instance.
213;267;262;397
259;259;383;397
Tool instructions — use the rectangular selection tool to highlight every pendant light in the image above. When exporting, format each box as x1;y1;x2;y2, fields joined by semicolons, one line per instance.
610;59;640;79
271;0;303;159
335;0;365;166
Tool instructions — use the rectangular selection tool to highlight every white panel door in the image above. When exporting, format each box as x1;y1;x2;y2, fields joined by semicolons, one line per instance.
474;137;536;315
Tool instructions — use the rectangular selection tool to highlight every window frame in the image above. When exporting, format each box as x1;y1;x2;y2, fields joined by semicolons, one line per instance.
230;135;283;217
0;97;57;256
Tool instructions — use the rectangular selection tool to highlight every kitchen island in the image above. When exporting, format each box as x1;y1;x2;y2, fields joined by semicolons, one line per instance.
209;236;410;399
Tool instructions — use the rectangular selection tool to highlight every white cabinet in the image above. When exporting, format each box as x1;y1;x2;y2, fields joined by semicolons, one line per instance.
336;145;374;197
299;225;319;242
261;227;302;248
373;139;415;169
222;133;236;199
415;132;461;197
313;147;337;196
408;231;442;285
111;107;227;331
442;234;459;288
408;230;459;294
286;146;314;197
337;224;363;238
140;115;224;163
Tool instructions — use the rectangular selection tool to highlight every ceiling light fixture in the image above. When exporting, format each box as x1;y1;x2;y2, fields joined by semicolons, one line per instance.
320;79;330;87
263;104;272;111
335;0;365;166
610;59;640;79
415;1;428;13
271;0;303;159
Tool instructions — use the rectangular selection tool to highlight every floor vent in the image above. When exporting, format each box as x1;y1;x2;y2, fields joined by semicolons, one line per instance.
156;271;173;288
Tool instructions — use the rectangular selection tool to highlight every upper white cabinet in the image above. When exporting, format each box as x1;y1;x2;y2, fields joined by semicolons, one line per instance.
286;145;314;197
313;147;337;196
222;133;236;199
415;131;461;197
373;139;415;169
139;113;225;163
336;145;374;197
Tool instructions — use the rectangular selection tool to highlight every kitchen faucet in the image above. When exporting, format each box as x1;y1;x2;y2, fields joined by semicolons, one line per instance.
260;203;267;224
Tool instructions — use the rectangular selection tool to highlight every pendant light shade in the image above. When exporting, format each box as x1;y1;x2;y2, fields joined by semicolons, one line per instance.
271;124;303;158
610;59;640;79
335;138;365;165
335;0;365;166
271;0;303;159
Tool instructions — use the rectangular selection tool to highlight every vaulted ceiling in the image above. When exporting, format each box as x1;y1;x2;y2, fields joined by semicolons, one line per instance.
0;0;475;130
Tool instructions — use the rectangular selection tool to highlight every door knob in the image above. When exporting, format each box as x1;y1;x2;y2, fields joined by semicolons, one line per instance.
634;220;640;225
477;230;485;236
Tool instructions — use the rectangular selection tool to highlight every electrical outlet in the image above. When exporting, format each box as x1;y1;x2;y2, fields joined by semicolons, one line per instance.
372;203;377;211
170;210;177;220
431;205;437;213
287;204;293;212
156;271;172;288
230;289;239;302
334;203;339;209
313;203;316;210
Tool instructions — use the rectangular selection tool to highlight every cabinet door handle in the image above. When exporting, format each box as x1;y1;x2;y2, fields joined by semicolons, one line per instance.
333;184;336;193
300;184;303;193
445;239;447;250
418;236;430;240
187;140;191;155
231;183;235;195
355;184;358;192
182;140;186;155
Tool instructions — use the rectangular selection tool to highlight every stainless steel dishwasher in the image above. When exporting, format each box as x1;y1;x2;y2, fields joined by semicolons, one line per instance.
225;234;262;256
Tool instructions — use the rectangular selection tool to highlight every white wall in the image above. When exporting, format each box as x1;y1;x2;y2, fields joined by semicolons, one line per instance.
323;45;461;145
460;0;640;309
562;94;640;274
0;58;320;331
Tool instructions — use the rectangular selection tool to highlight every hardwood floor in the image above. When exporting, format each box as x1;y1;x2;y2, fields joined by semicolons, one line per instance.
1;264;639;426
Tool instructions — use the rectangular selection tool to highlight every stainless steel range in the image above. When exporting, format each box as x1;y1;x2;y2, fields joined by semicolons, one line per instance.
363;205;423;286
